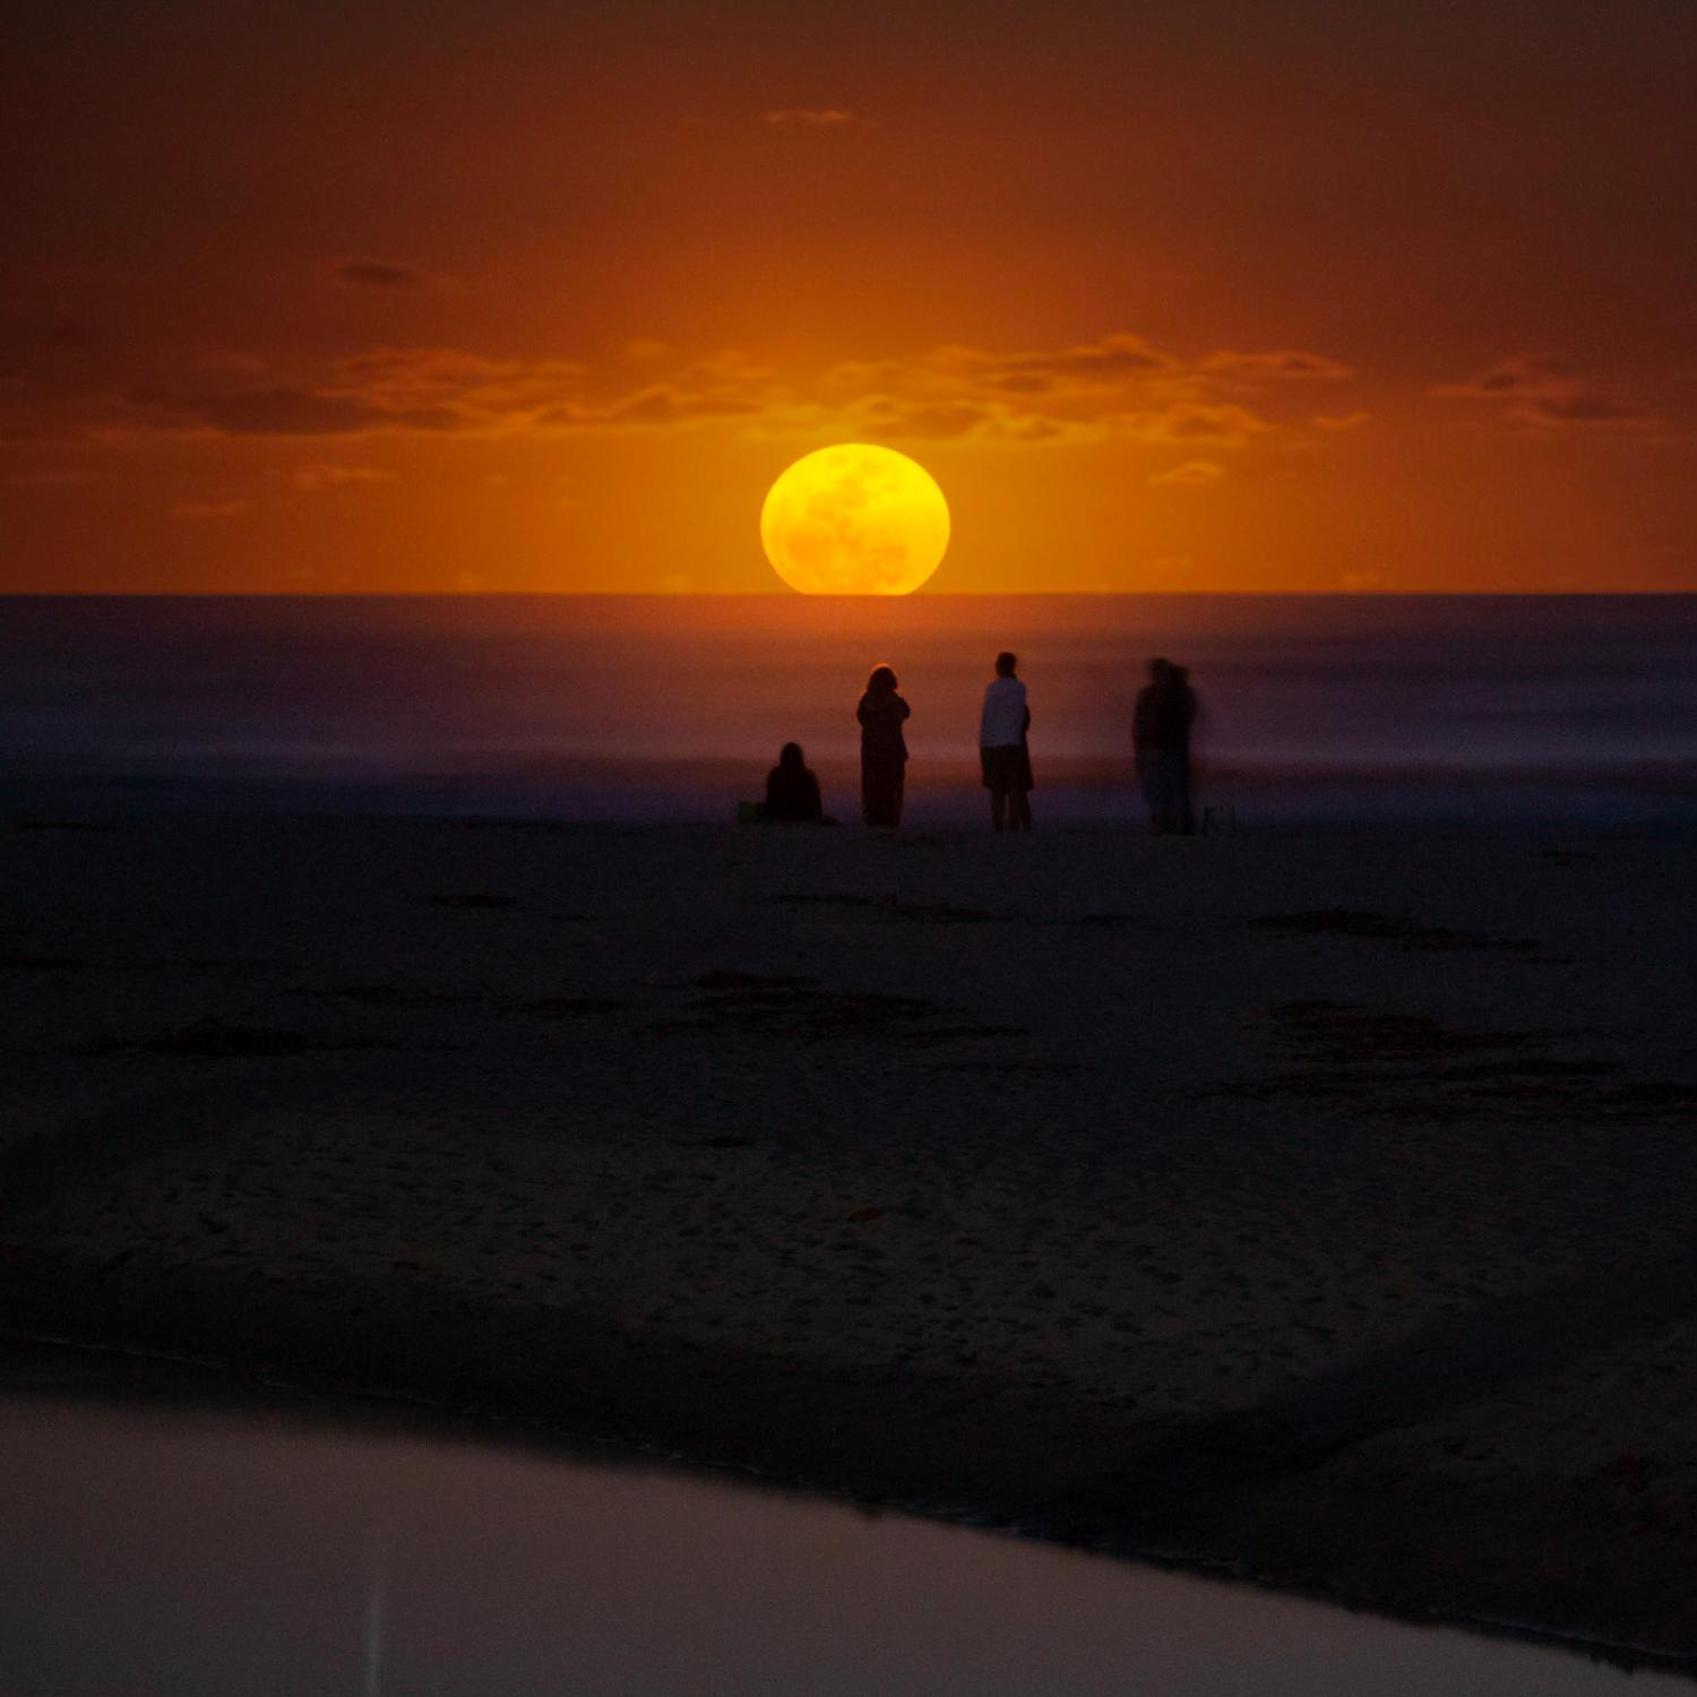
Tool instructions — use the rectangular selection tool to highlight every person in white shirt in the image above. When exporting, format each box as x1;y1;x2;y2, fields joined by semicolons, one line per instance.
978;651;1033;832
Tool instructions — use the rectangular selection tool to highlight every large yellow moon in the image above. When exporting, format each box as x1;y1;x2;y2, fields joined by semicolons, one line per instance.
760;443;950;595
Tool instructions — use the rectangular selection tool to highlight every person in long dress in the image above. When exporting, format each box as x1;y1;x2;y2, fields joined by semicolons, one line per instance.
856;664;911;828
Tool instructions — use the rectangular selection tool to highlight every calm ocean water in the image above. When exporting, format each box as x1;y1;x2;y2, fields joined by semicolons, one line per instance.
3;596;1695;824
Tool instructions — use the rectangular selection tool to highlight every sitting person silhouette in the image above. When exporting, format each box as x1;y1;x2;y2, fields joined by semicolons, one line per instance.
762;741;826;822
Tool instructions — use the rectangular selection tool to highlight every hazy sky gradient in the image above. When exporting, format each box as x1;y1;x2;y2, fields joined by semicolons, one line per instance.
3;0;1694;591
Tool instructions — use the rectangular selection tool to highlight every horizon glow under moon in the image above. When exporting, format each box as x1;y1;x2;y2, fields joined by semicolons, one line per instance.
760;444;951;596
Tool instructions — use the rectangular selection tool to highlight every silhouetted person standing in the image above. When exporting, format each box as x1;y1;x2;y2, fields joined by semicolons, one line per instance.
857;664;910;828
763;741;825;822
979;651;1033;832
1133;656;1197;834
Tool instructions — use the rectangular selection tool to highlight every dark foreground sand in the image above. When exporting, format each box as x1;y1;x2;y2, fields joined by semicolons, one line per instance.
3;815;1697;1660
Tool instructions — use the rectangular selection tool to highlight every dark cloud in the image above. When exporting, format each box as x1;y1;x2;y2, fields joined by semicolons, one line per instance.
328;332;1330;446
976;414;1069;442
990;333;1177;382
1152;404;1270;444
1523;394;1653;425
1433;356;1659;430
128;385;460;435
806;334;1308;444
1201;349;1353;380
848;397;995;439
1432;356;1570;399
88;330;1342;446
603;385;764;424
536;384;767;427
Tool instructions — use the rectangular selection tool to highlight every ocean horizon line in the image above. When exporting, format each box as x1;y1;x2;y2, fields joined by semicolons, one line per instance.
5;589;1696;602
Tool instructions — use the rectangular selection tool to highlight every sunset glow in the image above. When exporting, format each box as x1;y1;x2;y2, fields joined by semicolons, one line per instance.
2;3;1693;594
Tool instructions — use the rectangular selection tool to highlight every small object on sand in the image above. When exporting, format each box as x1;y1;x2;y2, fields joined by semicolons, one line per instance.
143;1018;319;1057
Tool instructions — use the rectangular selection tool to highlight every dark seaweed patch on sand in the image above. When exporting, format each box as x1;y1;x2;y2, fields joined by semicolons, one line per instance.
1230;1001;1693;1122
889;901;1005;924
516;995;623;1018
72;1018;380;1058
1272;1001;1541;1061
659;976;1021;1046
1247;909;1538;953
1602;1081;1697;1113
325;983;461;1009
694;971;819;992
774;893;1008;924
933;1059;1085;1077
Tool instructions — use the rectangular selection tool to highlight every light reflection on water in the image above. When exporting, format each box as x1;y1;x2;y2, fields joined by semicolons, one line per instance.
0;1397;1687;1696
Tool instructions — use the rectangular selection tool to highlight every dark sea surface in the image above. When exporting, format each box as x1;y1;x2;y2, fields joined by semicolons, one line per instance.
3;595;1694;823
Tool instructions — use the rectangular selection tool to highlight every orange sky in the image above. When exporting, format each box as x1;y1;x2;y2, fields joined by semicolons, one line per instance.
3;0;1694;593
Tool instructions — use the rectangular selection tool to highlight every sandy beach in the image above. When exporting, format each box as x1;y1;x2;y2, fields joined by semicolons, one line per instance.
4;815;1697;1658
